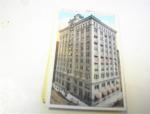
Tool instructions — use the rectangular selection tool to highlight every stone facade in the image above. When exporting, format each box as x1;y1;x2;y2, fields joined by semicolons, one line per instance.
54;14;122;106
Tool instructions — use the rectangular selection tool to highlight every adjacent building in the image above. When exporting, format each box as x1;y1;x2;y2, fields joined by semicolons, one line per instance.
53;14;122;106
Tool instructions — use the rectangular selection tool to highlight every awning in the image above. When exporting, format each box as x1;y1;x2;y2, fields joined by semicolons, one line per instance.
102;90;107;96
108;87;112;93
95;92;102;99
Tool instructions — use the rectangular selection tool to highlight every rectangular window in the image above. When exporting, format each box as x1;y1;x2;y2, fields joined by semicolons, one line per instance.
86;66;90;71
94;42;98;45
86;27;90;32
79;81;83;86
94;74;99;79
86;52;90;56
101;73;105;78
107;81;110;85
106;72;109;77
102;83;105;87
80;65;83;70
81;28;84;33
85;84;90;89
94;55;98;58
74;86;77;92
86;59;90;64
80;59;83;63
94;28;98;33
112;80;115;84
100;31;103;35
94;35;98;38
95;68;98;71
95;85;99;89
111;72;114;76
101;67;104;71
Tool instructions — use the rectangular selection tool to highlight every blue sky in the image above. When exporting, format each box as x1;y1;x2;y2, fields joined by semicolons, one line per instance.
58;10;116;28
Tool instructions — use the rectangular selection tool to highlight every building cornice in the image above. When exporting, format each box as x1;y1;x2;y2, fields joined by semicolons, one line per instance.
59;14;117;33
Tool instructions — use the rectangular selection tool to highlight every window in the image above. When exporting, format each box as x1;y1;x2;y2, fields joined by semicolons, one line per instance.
94;55;98;58
70;64;72;68
113;36;115;41
86;52;90;56
94;35;98;38
79;88;83;98
74;79;77;84
85;84;90;89
100;31;103;35
106;67;109;71
101;67;104;71
86;41;90;50
105;44;108;48
62;80;64;85
86;35;90;40
86;59;90;64
111;72;114;76
94;74;99;79
107;81;110;85
94;42;98;45
95;68;98;71
81;52;83;56
94;28;98;33
100;44;103;47
101;48;104;52
94;47;98;51
94;62;98;65
80;65;83;70
112;80;115;84
102;83;105;87
86;40;90;44
74;86;77;92
85;74;90;80
81;28;84;33
100;37;103;41
111;67;113;70
81;46;84;50
86;45;90;50
95;85;99;89
101;73;105;78
101;62;104;65
79;81;83;86
106;73;109;77
116;72;118;75
116;80;119;84
86;66;90;71
86;27;90;32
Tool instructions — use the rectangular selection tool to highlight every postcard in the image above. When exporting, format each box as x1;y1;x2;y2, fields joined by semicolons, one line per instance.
44;9;126;111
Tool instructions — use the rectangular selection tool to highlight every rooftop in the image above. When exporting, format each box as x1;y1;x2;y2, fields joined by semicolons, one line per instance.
59;14;116;33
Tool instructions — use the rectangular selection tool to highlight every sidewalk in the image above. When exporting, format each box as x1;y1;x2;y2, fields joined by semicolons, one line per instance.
53;83;88;106
96;91;123;107
53;83;123;107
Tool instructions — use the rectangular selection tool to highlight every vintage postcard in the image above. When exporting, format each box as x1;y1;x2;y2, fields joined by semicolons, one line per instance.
45;9;126;111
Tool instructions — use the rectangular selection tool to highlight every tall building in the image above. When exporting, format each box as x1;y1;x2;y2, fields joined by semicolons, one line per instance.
54;14;122;106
